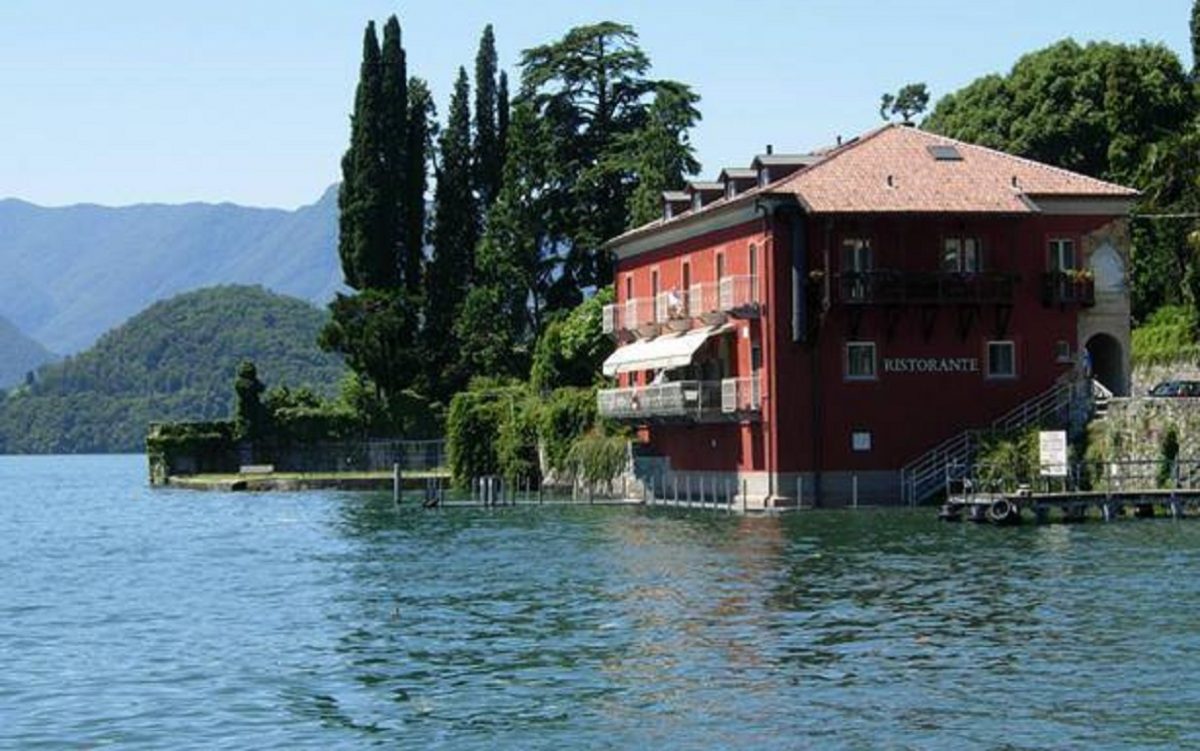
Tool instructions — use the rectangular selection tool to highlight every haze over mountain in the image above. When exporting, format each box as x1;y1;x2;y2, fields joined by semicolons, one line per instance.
0;314;56;387
0;185;342;355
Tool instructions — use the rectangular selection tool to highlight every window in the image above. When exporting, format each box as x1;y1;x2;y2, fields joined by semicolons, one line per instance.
987;341;1016;378
845;341;877;380
842;238;873;272
625;275;632;301
682;261;691;292
726;181;736;200
1055;340;1072;363
716;253;725;281
758;168;770;187
749;243;758;279
851;430;872;452
1049;238;1077;271
692;193;702;211
942;237;982;273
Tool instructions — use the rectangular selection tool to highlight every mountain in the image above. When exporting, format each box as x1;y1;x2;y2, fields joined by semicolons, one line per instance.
0;314;56;388
0;285;346;454
0;186;343;355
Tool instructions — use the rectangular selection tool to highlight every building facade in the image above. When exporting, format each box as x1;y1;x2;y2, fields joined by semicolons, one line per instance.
598;125;1137;508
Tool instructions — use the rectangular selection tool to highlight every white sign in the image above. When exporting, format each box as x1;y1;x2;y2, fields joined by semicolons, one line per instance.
882;357;979;374
1039;430;1068;477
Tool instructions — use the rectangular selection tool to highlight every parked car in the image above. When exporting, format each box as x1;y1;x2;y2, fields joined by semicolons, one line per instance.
1149;380;1200;397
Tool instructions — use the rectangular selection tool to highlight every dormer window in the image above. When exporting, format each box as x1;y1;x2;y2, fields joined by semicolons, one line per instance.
726;182;736;200
692;193;702;211
758;168;770;187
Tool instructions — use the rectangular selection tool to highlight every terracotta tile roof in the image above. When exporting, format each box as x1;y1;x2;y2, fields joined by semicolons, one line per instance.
605;124;1138;249
775;124;1138;214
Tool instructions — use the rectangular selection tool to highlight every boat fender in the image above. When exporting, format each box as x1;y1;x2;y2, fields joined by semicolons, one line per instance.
987;498;1014;524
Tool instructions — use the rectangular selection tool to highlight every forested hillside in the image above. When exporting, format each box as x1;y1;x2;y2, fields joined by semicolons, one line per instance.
0;286;345;453
0;185;340;354
0;315;55;388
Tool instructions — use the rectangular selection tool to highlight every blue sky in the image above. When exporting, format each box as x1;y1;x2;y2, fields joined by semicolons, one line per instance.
0;0;1193;209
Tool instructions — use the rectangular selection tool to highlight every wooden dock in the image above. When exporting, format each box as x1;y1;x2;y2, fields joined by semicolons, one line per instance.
941;488;1200;525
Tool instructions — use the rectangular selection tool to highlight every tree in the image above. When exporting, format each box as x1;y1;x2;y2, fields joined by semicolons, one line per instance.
424;68;479;398
497;70;510;175
616;82;702;228
1192;0;1200;78
455;98;555;383
319;290;419;422
403;77;436;296
337;22;388;290
519;22;699;308
474;24;504;209
530;287;615;392
924;40;1192;184
879;82;930;124
234;360;268;440
380;15;408;289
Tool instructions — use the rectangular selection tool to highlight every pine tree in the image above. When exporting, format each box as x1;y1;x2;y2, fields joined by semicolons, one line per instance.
619;82;701;228
424;68;479;398
380;15;408;289
518;22;698;310
404;77;435;296
473;25;503;209
337;21;386;290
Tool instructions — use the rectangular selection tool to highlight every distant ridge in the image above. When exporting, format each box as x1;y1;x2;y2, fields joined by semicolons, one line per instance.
0;314;56;388
0;185;343;355
0;285;346;454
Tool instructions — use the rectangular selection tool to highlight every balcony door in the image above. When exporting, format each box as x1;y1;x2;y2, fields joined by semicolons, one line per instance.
841;238;873;301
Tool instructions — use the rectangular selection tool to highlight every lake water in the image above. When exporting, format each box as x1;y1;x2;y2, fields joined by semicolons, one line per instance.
3;454;1199;749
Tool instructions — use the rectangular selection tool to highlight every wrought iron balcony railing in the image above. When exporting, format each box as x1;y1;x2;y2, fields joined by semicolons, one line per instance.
1041;271;1095;307
835;271;1018;306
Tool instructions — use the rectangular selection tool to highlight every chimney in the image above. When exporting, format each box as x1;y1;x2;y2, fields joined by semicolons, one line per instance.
766;144;774;155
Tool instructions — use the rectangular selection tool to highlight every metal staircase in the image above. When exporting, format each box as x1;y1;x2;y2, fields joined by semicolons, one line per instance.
899;380;1078;505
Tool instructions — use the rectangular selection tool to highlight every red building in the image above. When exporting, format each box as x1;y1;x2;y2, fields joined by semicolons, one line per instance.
598;124;1136;508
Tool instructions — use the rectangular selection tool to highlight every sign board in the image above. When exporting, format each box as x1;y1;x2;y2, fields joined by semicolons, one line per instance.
882;357;979;374
1039;430;1068;477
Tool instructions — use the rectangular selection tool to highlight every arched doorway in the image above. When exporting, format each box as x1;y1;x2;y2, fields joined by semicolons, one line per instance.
1086;333;1125;396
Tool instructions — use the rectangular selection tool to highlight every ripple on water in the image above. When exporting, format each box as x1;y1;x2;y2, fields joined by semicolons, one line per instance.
3;456;1200;749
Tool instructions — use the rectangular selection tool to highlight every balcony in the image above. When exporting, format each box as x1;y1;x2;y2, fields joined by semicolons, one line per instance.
690;275;763;321
598;376;763;423
603;276;763;338
1041;272;1095;307
835;271;1017;306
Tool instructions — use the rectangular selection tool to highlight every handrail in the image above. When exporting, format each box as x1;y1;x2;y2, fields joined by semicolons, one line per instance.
900;380;1075;504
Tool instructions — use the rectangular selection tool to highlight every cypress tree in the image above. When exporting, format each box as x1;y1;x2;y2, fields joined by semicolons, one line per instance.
497;70;510;175
473;24;502;208
337;21;386;290
404;77;435;296
380;15;408;289
424;68;479;397
1193;0;1200;78
456;99;549;381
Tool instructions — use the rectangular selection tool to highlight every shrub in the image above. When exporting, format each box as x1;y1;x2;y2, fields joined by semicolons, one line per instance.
1132;305;1200;366
446;383;526;488
565;430;628;487
537;387;598;474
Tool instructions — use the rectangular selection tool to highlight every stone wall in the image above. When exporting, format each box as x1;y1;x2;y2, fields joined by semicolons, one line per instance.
1130;361;1200;397
1089;397;1200;464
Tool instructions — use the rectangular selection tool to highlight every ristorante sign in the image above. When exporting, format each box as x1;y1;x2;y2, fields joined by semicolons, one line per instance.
883;357;979;374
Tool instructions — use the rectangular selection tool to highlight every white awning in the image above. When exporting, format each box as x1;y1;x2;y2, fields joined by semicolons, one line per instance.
602;326;730;376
